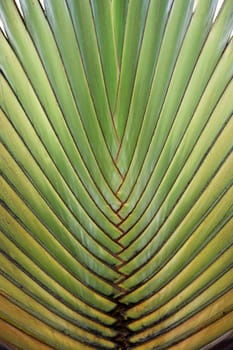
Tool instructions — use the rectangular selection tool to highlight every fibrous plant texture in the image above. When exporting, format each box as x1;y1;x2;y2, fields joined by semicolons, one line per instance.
0;0;233;349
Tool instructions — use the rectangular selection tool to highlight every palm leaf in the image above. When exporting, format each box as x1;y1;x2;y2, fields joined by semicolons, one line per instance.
0;0;232;349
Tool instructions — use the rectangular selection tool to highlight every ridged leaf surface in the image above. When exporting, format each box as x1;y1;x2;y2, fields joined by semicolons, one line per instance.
0;0;233;349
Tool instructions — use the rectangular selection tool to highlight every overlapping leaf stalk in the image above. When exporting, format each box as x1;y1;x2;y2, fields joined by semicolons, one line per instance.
0;0;233;349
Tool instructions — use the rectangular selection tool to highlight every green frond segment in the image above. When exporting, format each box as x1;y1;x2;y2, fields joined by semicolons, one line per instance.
0;0;233;349
0;235;117;328
0;235;116;341
130;290;233;350
0;103;122;254
115;0;195;169
0;0;122;194
89;0;119;114
0;293;114;350
0;276;116;349
119;57;233;251
62;0;119;156
117;0;232;202
111;0;128;68
113;0;150;141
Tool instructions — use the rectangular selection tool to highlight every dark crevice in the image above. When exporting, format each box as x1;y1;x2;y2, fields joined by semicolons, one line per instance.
207;338;233;350
112;303;133;349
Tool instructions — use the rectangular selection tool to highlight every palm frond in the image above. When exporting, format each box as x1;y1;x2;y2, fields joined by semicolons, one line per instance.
0;0;233;349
